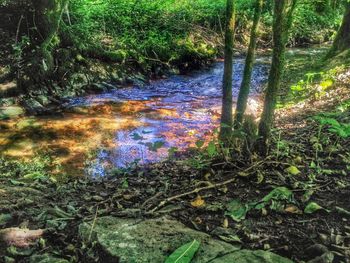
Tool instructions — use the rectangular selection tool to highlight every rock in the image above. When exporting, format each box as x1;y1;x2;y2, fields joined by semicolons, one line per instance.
0;227;44;248
307;252;334;263
101;82;117;91
21;99;45;115
211;249;293;263
0;106;24;119
88;81;118;92
36;95;51;106
29;254;69;263
0;97;16;107
126;73;148;87
305;244;329;259
79;216;239;263
79;216;292;263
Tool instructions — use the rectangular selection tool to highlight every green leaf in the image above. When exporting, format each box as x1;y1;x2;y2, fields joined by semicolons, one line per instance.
262;187;293;203
285;166;301;175
165;240;200;263
304;202;326;214
259;187;294;212
23;172;46;180
225;199;250;222
207;141;217;157
320;79;333;89
121;179;129;189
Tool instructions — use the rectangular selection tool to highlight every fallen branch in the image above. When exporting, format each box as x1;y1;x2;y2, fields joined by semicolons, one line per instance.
147;160;265;213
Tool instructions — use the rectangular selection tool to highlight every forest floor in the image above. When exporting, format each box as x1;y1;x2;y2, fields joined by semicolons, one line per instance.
0;50;350;262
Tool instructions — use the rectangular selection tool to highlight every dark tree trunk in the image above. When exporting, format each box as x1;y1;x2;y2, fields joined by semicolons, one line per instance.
329;2;350;55
219;0;236;142
257;0;297;154
234;0;263;129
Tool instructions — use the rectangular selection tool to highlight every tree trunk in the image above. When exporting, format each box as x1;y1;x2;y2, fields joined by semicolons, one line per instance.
219;0;236;142
257;0;297;154
329;2;350;55
234;0;263;129
31;0;68;73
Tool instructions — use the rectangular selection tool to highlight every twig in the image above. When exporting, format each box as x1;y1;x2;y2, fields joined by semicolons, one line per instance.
88;206;99;242
141;192;162;208
147;178;236;213
15;15;24;45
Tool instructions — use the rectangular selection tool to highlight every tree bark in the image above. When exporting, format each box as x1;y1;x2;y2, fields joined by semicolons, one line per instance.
31;0;68;73
234;0;263;129
329;2;350;55
219;0;236;142
257;0;297;154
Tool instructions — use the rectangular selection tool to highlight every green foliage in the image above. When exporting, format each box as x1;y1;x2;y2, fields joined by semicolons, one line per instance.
165;240;200;263
60;0;343;73
66;0;222;72
256;187;294;212
314;114;350;139
290;69;337;101
285;165;301;175
225;187;295;222
225;199;251;222
0;156;51;180
304;202;327;214
290;0;342;45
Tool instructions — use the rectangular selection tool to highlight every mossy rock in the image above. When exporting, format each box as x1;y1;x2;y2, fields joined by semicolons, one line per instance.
79;216;293;263
0;106;24;120
79;216;239;263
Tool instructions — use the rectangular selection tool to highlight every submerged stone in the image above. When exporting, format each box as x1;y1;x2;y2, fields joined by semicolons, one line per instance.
79;216;293;263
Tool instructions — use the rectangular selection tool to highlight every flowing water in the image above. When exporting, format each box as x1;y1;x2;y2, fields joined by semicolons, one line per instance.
68;57;270;176
0;57;271;177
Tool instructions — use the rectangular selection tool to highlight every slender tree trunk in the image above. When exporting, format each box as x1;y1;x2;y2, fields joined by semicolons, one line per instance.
219;0;236;142
329;2;350;56
234;0;263;129
257;0;297;154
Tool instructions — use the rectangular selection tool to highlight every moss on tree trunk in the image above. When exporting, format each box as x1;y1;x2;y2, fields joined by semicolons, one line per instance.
257;0;297;154
329;2;350;56
234;0;263;130
219;0;236;142
31;0;68;74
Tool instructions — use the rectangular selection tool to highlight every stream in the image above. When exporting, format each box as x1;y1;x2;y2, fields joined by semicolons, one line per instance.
68;57;270;177
0;57;271;177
